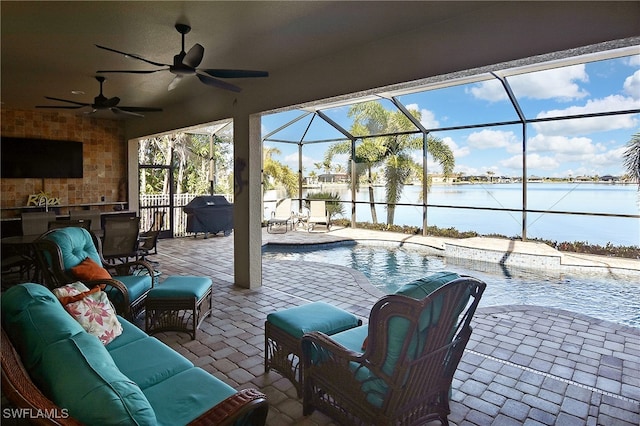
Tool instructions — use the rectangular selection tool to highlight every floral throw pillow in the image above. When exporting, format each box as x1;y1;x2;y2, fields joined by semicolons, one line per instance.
53;282;123;345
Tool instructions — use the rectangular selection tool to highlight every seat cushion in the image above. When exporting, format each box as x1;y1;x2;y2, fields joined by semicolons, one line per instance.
108;336;193;389
143;367;237;426
267;301;360;339
106;315;149;351
329;324;369;353
323;325;387;407
35;332;156;425
112;274;153;301
147;275;212;300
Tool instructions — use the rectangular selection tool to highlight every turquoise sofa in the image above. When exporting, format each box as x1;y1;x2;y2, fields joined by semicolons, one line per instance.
1;283;268;425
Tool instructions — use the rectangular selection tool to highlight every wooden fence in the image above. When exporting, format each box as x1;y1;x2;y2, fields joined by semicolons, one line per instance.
139;193;233;237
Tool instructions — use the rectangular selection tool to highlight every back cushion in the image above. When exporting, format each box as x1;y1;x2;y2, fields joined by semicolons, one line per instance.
1;283;84;370
44;227;101;270
382;272;461;375
394;271;460;299
2;283;156;425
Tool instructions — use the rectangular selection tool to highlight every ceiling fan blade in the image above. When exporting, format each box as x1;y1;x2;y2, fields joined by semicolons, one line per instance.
111;108;145;118
183;43;204;68
168;75;184;91
103;97;120;108
201;69;269;79
95;44;169;68
43;96;90;107
97;69;168;74
118;106;163;113
196;72;242;92
36;105;83;109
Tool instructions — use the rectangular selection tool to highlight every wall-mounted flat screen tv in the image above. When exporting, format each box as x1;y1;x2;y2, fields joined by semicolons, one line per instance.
1;137;83;178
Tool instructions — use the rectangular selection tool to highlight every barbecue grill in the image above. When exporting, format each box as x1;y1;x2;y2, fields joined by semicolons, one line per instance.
183;195;233;238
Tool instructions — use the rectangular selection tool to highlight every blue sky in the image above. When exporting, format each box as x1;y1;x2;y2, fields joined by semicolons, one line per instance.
262;52;640;179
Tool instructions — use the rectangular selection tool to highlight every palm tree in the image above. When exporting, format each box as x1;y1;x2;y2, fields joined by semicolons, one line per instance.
325;136;386;223
325;101;454;225
623;132;640;188
262;146;298;196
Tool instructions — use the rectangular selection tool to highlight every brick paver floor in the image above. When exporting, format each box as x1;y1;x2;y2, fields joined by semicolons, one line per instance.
3;228;638;425
147;230;639;425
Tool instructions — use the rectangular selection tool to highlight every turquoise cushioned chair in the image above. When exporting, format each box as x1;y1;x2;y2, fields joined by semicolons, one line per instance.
301;273;486;426
34;227;155;320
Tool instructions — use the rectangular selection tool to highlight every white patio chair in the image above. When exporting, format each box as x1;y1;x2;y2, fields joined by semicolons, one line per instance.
307;200;331;232
267;199;294;233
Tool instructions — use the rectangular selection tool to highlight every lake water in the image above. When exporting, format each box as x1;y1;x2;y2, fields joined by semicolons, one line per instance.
286;183;639;246
263;242;640;328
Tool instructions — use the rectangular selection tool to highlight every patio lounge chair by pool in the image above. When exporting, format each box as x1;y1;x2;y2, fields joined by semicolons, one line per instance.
267;198;294;234
307;200;330;232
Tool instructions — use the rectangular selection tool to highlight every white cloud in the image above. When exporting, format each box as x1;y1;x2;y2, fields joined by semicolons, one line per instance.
527;134;599;157
625;54;640;67
588;145;627;170
467;79;506;102
453;164;482;176
442;136;470;158
532;94;639;135
623;70;640;99
405;103;439;128
468;64;589;102
467;129;518;150
500;153;558;171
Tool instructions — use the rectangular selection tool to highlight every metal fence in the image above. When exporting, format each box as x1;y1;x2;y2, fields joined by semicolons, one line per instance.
139;193;233;238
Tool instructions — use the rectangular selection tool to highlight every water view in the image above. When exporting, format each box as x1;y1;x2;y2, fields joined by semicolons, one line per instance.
262;242;640;328
291;182;640;247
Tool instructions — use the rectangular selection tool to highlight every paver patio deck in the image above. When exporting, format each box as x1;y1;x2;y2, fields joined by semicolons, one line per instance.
3;228;638;425
148;228;639;425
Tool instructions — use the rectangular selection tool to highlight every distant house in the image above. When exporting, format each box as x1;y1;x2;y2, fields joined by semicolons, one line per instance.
601;175;617;182
318;173;349;183
429;174;455;184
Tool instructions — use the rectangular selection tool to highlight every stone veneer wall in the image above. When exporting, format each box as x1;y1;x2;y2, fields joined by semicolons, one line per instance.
1;109;127;218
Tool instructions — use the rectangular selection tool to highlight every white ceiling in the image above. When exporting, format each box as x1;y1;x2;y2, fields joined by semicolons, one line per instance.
2;1;639;138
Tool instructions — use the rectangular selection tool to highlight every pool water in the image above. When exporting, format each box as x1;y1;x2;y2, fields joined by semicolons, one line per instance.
262;242;640;328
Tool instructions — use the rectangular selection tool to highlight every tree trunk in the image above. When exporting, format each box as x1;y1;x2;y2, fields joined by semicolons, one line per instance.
367;168;377;224
386;203;395;226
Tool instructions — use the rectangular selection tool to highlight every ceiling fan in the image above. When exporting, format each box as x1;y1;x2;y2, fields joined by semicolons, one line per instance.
96;23;269;92
36;76;162;118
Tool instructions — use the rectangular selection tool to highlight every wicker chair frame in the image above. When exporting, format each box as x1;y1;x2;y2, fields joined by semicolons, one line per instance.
33;228;155;320
1;328;269;426
265;316;363;397
301;277;486;426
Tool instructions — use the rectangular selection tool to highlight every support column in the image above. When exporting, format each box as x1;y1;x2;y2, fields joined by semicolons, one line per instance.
233;112;262;289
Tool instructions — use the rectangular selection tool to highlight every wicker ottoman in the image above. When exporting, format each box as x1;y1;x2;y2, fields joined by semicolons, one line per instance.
265;301;361;396
145;276;213;340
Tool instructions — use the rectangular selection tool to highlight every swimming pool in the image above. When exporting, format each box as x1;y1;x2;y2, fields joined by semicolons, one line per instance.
262;242;640;328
